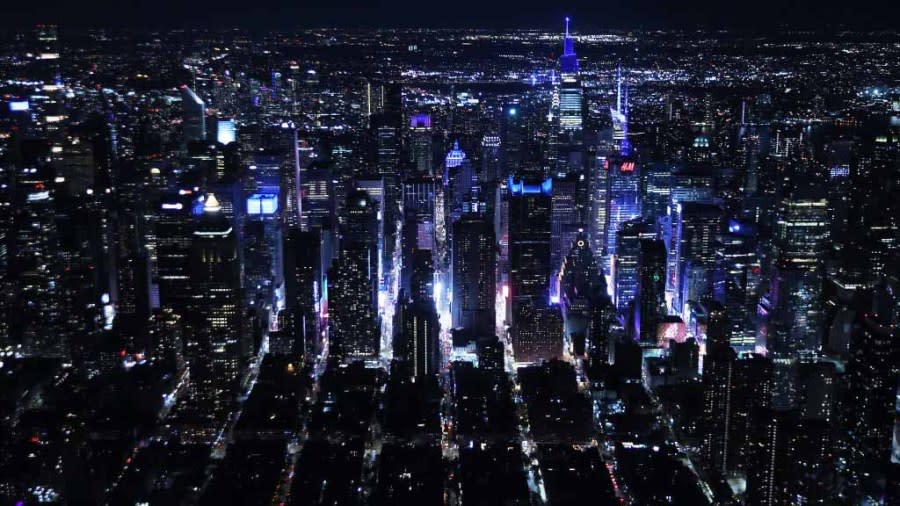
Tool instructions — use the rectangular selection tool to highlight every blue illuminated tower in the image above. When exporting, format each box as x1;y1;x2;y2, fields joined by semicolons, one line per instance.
559;17;579;75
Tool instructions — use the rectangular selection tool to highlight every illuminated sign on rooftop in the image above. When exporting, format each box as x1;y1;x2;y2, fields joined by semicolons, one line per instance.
410;113;431;129
508;176;552;196
217;119;236;145
247;193;278;215
27;190;50;201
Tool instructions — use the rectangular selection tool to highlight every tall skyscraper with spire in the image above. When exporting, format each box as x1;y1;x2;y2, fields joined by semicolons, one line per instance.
556;18;584;175
559;17;579;75
610;66;630;156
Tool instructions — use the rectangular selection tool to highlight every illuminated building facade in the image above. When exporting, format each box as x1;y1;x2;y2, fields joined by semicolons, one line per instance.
605;160;641;262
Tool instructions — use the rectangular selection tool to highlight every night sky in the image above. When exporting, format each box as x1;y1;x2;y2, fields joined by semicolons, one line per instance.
0;0;898;30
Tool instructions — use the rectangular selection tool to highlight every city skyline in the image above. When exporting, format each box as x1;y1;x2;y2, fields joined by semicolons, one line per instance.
0;10;898;506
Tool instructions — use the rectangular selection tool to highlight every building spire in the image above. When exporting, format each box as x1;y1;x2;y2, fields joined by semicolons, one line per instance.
560;17;578;73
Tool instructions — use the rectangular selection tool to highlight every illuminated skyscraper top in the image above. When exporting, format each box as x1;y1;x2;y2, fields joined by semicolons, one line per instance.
445;140;466;168
559;17;579;75
610;65;631;156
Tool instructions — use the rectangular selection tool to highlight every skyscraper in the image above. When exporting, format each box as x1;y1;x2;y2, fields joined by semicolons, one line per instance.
557;76;583;155
610;66;631;156
550;174;581;288
747;408;794;506
185;194;243;414
396;298;441;379
589;153;610;264
508;177;552;300
342;190;380;310
701;306;737;474
451;215;496;337
373;112;401;174
637;239;667;343
558;232;603;356
282;228;323;362
153;192;196;313
766;192;828;408
641;163;672;221
328;251;380;362
409;113;434;176
501;102;527;176
825;139;853;244
6;154;65;358
670;202;722;315
713;229;761;347
613;219;655;316
606;159;641;263
329;191;381;362
507;177;559;364
481;135;502;183
730;354;773;474
180;85;207;143
847;307;899;468
445;141;479;220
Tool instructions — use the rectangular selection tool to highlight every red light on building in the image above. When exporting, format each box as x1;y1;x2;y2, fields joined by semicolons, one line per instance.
621;161;635;172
